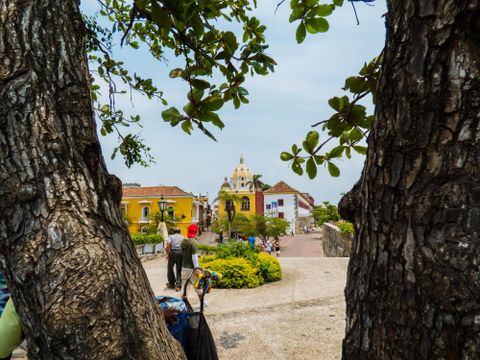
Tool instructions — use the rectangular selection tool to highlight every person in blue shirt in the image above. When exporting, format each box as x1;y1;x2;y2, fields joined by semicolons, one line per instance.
0;272;9;316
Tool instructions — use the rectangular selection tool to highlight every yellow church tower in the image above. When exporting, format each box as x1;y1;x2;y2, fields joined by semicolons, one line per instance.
218;156;263;218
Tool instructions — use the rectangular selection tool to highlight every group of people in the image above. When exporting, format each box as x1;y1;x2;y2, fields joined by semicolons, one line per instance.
264;239;281;257
165;224;205;304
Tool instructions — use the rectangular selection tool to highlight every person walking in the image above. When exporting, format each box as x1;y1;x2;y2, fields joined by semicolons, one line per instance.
165;228;184;292
265;241;272;256
181;224;205;305
274;240;281;257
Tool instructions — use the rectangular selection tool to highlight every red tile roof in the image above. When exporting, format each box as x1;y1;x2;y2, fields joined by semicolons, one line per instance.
122;186;191;197
264;181;299;194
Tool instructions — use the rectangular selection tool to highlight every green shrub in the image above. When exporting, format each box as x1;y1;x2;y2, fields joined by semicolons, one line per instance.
216;241;259;259
337;221;354;236
198;244;218;254
200;258;260;288
131;233;164;246
199;255;217;266
257;253;282;282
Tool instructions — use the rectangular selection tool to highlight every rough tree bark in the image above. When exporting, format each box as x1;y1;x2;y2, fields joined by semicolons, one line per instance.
0;1;185;359
340;1;480;358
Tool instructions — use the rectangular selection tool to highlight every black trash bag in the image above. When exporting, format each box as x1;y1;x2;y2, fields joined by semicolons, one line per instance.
183;298;219;360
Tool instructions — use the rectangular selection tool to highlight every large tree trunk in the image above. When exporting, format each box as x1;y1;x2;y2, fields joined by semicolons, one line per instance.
0;1;185;359
341;1;480;358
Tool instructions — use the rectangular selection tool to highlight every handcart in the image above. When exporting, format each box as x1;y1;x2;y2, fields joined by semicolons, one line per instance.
157;268;220;360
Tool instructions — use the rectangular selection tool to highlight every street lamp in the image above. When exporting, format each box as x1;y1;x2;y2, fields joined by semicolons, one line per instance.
158;196;167;222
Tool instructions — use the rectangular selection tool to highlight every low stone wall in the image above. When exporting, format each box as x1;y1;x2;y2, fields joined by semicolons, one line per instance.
321;223;352;257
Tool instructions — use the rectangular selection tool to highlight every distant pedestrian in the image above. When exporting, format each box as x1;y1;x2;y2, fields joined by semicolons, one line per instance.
219;230;223;243
275;240;281;257
248;236;255;250
265;241;272;255
165;228;184;291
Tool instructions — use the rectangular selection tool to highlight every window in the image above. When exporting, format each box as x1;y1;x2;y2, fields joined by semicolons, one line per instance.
142;206;150;219
120;205;127;215
241;196;250;211
167;206;175;219
278;199;284;206
241;183;245;188
140;226;148;234
278;212;285;219
266;204;271;210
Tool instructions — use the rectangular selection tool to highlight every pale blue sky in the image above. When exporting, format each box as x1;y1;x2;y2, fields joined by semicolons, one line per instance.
81;0;387;204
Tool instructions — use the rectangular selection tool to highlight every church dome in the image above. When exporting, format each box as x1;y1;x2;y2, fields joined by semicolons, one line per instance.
231;156;253;181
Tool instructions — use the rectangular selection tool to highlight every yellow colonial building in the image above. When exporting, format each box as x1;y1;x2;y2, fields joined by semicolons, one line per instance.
121;185;206;237
217;156;263;218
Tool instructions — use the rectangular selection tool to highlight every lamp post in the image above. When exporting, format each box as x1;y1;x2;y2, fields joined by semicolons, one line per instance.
157;196;169;240
158;196;167;222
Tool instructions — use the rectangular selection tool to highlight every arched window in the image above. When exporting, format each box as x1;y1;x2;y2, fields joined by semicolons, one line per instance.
142;206;150;219
167;206;175;219
241;196;250;211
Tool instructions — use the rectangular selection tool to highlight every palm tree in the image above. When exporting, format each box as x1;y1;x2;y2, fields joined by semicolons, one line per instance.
247;174;265;192
215;190;241;240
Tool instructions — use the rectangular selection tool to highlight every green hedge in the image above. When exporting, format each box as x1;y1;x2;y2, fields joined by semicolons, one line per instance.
199;241;282;288
200;258;260;288
257;253;282;282
198;244;218;254
131;233;164;246
216;241;259;259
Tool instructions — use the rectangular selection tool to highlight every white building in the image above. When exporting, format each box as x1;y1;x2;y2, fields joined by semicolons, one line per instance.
264;181;314;235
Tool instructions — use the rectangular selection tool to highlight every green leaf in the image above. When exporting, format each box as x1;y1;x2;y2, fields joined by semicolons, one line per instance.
161;107;182;122
191;79;210;90
190;88;204;103
151;2;171;27
306;157;317;179
333;0;344;6
328;97;340;111
353;145;368;155
292;161;303;176
280;152;294;161
345;146;351;159
305;17;329;34
349;127;363;142
328;146;344;158
222;31;238;54
296;23;306;43
314;4;333;16
169;68;184;78
201;95;224;111
306;130;319;150
327;162;340;177
233;95;241;109
344;76;366;93
181;120;193;135
314;155;325;165
211;116;225;129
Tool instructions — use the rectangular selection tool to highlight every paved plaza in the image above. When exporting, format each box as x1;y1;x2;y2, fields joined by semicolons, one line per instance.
15;232;348;359
145;232;349;360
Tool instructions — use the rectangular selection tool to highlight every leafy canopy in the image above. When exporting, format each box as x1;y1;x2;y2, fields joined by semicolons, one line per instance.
86;0;377;178
85;0;276;166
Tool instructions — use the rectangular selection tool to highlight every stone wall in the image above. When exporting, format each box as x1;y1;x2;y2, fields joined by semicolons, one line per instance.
321;223;352;257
